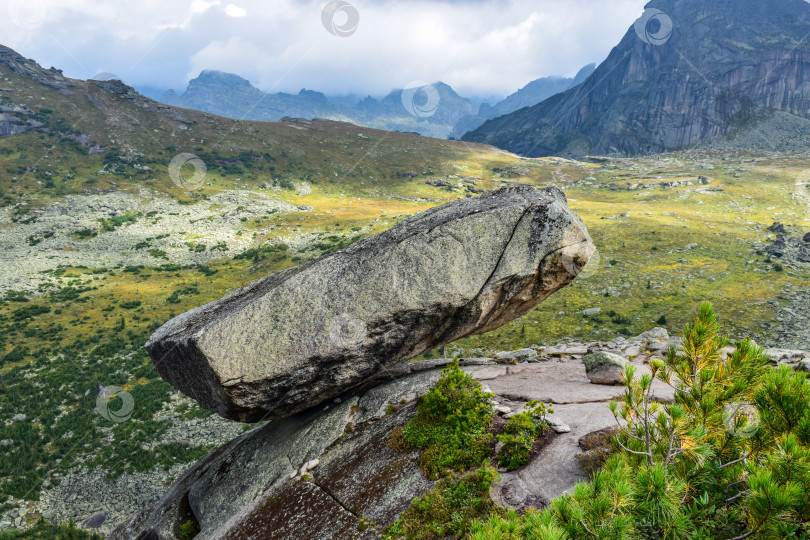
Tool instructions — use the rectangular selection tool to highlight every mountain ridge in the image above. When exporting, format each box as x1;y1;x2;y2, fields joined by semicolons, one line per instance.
450;63;596;138
463;0;810;157
159;66;597;139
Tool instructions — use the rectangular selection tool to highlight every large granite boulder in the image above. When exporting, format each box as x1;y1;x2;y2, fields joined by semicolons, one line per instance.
146;186;594;422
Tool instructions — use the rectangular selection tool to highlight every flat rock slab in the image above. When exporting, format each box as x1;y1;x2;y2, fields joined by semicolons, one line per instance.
486;361;674;405
502;402;618;504
219;410;424;540
356;370;442;424
219;480;380;540
146;186;593;421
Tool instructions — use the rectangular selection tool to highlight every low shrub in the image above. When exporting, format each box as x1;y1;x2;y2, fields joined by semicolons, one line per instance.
470;303;810;538
497;400;552;471
399;359;494;479
178;519;199;540
469;509;567;540
0;518;102;539
385;464;499;540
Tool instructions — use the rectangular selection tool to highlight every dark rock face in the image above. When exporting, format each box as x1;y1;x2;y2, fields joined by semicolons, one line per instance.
146;187;594;422
463;0;810;157
766;234;810;264
0;45;74;95
108;371;441;540
81;512;107;529
90;80;140;102
450;63;596;138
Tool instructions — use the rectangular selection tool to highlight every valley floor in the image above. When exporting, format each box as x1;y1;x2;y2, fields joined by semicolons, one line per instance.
1;148;809;534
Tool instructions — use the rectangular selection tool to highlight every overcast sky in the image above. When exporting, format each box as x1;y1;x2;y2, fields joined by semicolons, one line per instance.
4;0;648;99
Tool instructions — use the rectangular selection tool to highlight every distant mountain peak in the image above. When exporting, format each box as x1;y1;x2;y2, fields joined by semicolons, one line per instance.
463;0;810;156
160;72;478;138
191;70;255;89
450;64;596;139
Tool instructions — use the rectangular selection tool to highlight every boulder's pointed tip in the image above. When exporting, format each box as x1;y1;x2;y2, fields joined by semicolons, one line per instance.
560;241;596;278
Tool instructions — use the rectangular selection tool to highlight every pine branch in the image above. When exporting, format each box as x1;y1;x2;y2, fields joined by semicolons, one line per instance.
643;385;653;466
719;454;749;469
664;426;678;468
579;520;598;538
610;414;646;443
614;437;653;459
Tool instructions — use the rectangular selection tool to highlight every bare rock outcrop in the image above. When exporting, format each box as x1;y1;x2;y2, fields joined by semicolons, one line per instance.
146;187;594;422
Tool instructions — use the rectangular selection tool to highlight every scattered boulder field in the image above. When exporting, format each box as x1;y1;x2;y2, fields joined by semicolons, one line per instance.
764;222;810;266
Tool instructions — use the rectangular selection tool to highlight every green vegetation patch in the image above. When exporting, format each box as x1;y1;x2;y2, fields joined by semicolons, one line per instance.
496;400;552;471
234;242;289;263
470;304;810;539
167;286;200;304
469;509;568;540
97;212;140;232
396;359;494;479
385;465;499;540
0;519;102;539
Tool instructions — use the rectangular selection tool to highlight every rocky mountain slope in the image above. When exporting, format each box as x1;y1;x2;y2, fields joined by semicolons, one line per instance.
450;64;595;138
1;42;810;537
112;325;810;539
464;0;810;157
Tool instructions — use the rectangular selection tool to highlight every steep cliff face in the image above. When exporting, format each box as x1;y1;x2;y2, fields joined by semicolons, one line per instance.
450;64;596;138
464;0;810;157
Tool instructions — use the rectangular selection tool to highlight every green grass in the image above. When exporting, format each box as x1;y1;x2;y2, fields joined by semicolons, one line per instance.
0;519;101;539
497;400;552;471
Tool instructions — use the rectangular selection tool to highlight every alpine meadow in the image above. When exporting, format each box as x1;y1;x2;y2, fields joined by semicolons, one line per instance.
0;0;809;539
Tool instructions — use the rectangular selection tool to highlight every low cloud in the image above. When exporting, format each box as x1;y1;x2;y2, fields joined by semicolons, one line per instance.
4;0;647;98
